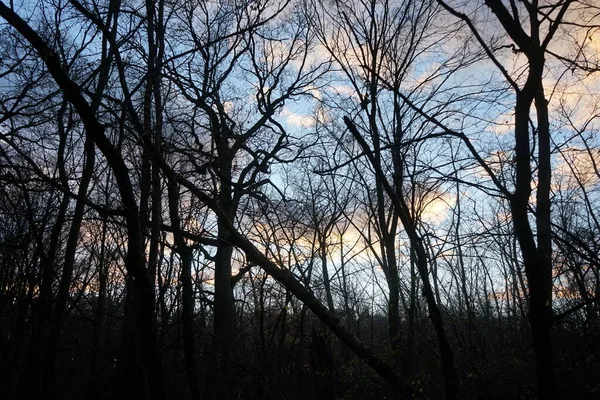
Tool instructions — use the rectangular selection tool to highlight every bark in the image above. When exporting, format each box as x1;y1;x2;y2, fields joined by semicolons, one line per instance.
434;1;573;396
44;135;95;399
167;178;201;400
511;83;556;399
532;81;556;399
403;250;418;377
320;237;336;312
204;142;236;399
29;184;70;399
89;219;108;399
499;17;555;400
223;223;414;396
0;6;169;398
204;217;236;400
383;231;402;351
344;116;457;399
9;267;36;399
400;207;457;400
476;2;572;396
310;329;337;400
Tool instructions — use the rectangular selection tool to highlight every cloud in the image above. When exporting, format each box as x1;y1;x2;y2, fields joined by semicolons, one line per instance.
554;147;600;189
306;85;323;100
281;106;331;127
282;107;314;127
223;101;234;113
420;192;456;225
328;84;359;98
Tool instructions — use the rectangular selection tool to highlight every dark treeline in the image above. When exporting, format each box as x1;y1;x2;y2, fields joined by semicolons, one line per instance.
0;0;599;399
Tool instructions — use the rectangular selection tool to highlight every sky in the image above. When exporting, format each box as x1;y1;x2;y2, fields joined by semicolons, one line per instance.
1;0;599;310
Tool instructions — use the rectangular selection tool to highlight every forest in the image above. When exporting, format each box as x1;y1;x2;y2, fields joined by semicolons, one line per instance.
0;0;598;399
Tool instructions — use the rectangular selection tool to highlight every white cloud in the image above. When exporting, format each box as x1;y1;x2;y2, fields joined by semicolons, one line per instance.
420;192;456;225
282;107;314;127
280;106;331;127
554;147;600;189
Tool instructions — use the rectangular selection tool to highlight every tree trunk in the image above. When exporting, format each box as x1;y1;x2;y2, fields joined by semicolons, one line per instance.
320;238;335;312
167;178;201;399
510;60;556;399
205;219;235;400
344;116;457;399
45;136;95;399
